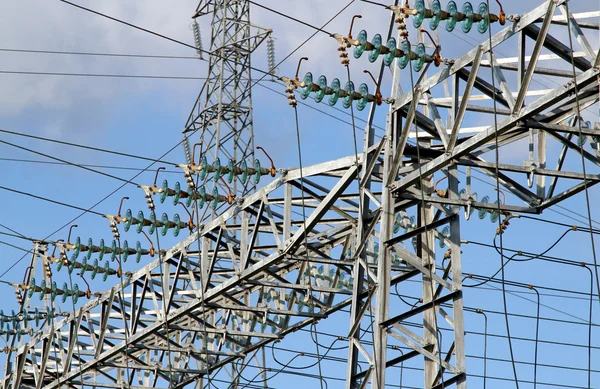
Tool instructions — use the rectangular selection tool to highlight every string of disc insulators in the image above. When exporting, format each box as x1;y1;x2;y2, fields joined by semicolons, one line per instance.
334;28;441;72
139;182;235;211
177;156;276;191
390;0;506;34
24;278;87;304
288;72;382;111
54;237;162;262
0;307;58;330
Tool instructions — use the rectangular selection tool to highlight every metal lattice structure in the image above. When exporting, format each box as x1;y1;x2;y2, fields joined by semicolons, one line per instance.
182;0;271;198
3;0;600;388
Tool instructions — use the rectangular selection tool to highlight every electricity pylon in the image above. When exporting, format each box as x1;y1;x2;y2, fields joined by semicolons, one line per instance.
3;1;600;388
183;0;271;199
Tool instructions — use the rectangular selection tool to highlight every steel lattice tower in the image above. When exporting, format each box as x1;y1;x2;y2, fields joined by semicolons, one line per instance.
2;1;600;388
183;0;271;198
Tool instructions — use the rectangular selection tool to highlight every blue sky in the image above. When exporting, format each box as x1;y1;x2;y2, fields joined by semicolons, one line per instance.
0;0;600;387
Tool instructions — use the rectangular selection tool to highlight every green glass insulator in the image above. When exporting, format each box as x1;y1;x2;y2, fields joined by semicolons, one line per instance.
477;2;489;33
211;186;219;210
124;209;133;232
148;212;157;235
111;240;118;262
172;181;181;206
136;241;143;263
439;226;450;248
393;213;402;234
413;0;426;28
160;213;169;236
47;306;54;320
328;78;341;106
300;72;313;99
38;280;46;301
315;75;327;103
198;155;208;181
122;240;129;263
73;236;81;258
56;257;64;272
353;29;368;59
227;159;235;184
241;160;249;184
160;179;169;203
446;1;458;31
80;258;88;275
86;238;93;260
213;158;221;182
254;159;262;184
173;213;181;237
28;278;36;298
68;254;77;274
198;186;207;208
91;258;99;280
98;238;105;261
342;81;355;109
136;210;145;234
398;39;411;69
61;283;69;303
384;37;397;66
412;43;426;72
368;34;382;63
72;284;79;304
185;187;194;207
430;0;442;30
103;261;110;281
469;192;478;217
356;83;369;111
34;308;40;326
490;200;501;223
461;2;474;33
478;195;490;219
578;134;588;147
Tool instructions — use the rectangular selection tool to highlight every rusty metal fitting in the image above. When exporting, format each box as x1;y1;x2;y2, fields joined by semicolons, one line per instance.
178;202;195;231
257;146;276;177
363;70;383;105
141;231;156;258
192;142;203;166
117;196;129;219
66;224;78;246
421;29;441;67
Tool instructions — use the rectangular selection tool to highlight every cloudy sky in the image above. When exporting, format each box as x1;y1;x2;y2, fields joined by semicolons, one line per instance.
0;1;599;386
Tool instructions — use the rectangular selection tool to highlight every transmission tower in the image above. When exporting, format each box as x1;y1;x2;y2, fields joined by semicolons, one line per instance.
2;0;600;388
183;0;271;200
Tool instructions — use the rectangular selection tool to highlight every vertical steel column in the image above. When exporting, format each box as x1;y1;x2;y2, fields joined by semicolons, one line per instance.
448;164;467;388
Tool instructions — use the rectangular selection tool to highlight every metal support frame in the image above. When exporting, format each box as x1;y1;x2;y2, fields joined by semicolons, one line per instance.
4;1;600;388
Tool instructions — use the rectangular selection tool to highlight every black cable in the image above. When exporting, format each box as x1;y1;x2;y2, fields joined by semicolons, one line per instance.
0;47;198;60
0;157;182;174
248;1;334;36
0;128;179;165
0;70;207;80
0;185;104;216
564;0;600;305
58;0;273;79
0;137;139;185
248;1;356;91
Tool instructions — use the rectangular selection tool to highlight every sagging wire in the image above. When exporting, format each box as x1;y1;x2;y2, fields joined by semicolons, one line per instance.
564;0;600;305
285;56;326;389
483;0;519;385
404;26;447;388
475;309;488;389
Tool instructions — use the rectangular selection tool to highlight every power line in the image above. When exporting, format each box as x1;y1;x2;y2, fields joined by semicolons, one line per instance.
0;185;104;216
0;128;179;166
0;47;198;60
248;1;334;36
0;137;140;185
0;70;207;80
0;157;182;174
